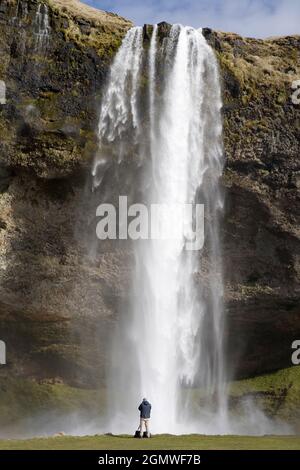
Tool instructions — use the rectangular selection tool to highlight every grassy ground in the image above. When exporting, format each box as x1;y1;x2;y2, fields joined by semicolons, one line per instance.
0;367;299;446
0;434;300;450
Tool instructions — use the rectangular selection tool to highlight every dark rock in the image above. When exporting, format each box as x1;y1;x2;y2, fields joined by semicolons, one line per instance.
143;24;153;42
0;0;299;388
157;21;172;41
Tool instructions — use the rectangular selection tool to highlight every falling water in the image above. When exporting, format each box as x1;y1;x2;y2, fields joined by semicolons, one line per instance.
34;3;50;50
148;24;158;143
93;25;227;433
92;27;143;181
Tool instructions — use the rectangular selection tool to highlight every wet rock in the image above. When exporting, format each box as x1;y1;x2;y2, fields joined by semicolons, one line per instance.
0;0;299;387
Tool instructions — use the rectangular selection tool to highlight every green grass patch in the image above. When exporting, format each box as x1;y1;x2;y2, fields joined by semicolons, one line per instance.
0;434;299;450
0;377;103;426
229;366;300;424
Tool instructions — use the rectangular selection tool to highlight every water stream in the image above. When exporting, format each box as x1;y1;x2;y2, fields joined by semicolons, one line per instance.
94;24;226;434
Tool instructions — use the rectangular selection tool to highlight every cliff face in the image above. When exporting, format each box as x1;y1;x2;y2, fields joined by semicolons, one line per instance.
202;29;300;378
0;0;132;387
0;0;131;177
0;0;299;392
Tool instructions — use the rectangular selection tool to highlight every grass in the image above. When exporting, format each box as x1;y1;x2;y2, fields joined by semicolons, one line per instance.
228;366;300;425
0;434;300;450
47;0;132;26
0;366;299;448
0;377;102;426
46;0;131;58
231;366;300;398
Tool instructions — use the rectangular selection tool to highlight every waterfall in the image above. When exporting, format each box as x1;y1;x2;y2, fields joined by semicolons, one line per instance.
94;24;227;434
148;24;157;147
92;27;143;181
0;81;6;105
34;3;50;50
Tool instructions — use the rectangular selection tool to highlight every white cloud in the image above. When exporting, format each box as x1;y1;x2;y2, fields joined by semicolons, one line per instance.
84;0;300;38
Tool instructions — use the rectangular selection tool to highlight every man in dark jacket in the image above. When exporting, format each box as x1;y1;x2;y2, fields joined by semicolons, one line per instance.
138;398;151;437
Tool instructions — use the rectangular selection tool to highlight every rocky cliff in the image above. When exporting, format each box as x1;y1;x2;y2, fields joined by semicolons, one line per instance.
0;0;133;389
205;29;300;378
0;0;299;397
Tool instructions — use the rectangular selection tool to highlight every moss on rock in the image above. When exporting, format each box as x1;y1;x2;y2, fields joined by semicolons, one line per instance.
229;366;300;429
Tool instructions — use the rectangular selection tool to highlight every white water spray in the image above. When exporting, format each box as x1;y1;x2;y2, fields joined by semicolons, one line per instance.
94;24;227;433
92;27;143;180
34;3;50;50
149;24;157;145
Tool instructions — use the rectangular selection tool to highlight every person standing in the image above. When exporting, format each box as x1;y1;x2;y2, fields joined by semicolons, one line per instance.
138;398;151;437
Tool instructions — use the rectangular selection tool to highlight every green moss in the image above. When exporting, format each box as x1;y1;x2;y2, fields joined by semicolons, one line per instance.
241;95;249;106
230;366;300;395
229;366;300;424
238;283;274;297
0;376;103;426
258;169;270;177
289;48;299;66
46;0;129;61
217;52;245;88
244;119;268;131
243;80;260;102
277;91;287;104
81;130;98;158
0;62;7;78
37;94;61;122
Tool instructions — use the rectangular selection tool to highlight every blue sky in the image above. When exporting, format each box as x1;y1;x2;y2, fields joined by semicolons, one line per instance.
82;0;300;38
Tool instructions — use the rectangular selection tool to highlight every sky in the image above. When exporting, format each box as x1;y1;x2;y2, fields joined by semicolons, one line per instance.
82;0;300;38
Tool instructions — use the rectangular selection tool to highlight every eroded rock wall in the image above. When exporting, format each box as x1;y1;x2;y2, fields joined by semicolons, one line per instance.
204;29;300;377
0;1;299;388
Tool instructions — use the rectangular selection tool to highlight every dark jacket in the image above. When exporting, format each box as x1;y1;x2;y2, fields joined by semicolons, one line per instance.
138;400;151;419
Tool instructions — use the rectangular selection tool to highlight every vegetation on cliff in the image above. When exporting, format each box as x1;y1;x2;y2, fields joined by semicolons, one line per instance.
0;0;299;426
202;29;300;378
0;366;300;435
0;0;131;176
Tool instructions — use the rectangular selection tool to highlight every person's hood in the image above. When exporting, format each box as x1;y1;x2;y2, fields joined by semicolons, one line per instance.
143;400;150;405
